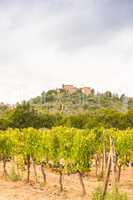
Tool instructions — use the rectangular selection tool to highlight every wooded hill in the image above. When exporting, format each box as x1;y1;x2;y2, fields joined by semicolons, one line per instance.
29;88;133;114
0;88;133;130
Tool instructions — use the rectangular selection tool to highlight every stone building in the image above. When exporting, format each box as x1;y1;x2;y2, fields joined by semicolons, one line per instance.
62;84;93;95
80;87;92;95
62;84;77;94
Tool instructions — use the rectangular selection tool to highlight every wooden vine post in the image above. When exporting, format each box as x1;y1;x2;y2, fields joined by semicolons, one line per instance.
102;148;111;199
102;137;118;199
102;143;107;179
110;137;118;192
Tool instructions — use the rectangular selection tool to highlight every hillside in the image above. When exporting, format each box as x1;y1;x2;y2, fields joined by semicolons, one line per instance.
0;86;133;130
29;87;133;114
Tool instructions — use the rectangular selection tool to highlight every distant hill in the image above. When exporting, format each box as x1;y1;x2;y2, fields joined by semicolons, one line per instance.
0;86;133;130
29;86;133;114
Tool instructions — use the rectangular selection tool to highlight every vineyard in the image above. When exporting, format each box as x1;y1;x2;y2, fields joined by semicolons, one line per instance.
0;127;132;199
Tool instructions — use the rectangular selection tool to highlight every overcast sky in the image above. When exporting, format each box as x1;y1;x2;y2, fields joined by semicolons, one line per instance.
0;0;133;104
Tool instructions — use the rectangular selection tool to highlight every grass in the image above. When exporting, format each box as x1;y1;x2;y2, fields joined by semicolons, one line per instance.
91;187;128;200
8;165;21;182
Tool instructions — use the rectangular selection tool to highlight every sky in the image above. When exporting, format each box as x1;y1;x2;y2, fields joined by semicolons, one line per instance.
0;0;133;104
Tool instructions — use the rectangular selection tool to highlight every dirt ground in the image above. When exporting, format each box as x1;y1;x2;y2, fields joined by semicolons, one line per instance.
0;166;132;200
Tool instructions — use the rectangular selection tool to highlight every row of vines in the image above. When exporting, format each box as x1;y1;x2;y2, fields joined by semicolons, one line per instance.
0;127;132;199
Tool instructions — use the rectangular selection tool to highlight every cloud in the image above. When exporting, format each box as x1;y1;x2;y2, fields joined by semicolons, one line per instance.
1;0;133;50
48;0;133;50
0;0;133;103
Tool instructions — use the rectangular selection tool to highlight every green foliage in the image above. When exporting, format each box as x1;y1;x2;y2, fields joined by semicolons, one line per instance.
0;126;132;196
0;129;16;159
0;99;133;130
109;129;133;166
71;130;96;173
8;165;21;182
106;190;128;200
91;187;128;200
91;187;103;200
63;114;88;129
20;128;42;162
9;102;38;128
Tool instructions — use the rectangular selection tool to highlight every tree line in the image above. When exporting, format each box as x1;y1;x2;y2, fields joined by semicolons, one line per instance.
0;102;133;130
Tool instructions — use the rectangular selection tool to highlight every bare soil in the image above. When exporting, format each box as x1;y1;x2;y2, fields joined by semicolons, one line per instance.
0;165;132;200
